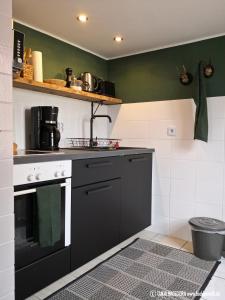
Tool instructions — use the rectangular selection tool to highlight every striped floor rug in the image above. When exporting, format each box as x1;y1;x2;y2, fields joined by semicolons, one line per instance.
46;238;220;300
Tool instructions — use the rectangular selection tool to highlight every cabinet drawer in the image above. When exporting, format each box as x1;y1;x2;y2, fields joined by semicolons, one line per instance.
72;156;121;187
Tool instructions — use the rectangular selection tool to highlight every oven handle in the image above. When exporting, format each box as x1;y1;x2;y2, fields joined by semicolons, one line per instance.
14;182;69;197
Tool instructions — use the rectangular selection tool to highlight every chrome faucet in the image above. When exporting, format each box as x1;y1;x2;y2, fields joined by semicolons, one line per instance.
90;102;112;147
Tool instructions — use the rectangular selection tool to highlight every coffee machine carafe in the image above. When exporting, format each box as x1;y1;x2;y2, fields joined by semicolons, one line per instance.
31;106;60;150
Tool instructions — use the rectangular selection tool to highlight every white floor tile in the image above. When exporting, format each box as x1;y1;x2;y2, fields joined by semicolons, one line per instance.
152;234;186;249
181;241;193;253
214;257;225;280
203;276;225;299
28;230;225;300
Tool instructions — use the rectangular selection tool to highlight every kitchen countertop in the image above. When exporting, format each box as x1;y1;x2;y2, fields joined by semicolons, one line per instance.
13;148;155;164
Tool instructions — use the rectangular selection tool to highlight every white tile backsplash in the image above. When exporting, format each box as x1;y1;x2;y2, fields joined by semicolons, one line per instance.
0;160;13;189
0;0;12;17
0;103;13;131
0;14;12;49
0;188;13;217
13;88;109;149
0;2;13;298
0;242;14;270
0;46;12;75
0;74;12;102
0;215;14;245
0;268;14;298
0;131;12;159
108;96;225;240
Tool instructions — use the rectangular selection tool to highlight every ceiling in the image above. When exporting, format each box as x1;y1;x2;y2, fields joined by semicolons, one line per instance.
13;0;225;60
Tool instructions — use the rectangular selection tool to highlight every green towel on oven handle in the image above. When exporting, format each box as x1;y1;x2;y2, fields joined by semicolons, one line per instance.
36;184;61;247
193;61;208;142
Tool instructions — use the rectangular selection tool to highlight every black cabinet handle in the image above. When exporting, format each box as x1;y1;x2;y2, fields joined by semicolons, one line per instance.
129;157;147;163
86;161;112;168
86;185;112;195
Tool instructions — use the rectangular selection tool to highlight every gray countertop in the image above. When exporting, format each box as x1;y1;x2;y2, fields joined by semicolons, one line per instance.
13;148;155;164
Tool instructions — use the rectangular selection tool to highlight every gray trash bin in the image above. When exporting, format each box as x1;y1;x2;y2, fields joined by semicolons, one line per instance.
189;217;225;261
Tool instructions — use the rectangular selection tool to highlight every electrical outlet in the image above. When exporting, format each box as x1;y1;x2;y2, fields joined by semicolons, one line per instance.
167;126;176;136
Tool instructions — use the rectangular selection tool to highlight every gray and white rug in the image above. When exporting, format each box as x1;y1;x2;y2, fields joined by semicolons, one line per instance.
46;238;220;300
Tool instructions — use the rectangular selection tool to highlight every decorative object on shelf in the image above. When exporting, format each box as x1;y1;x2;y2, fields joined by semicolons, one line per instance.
178;65;193;85
65;67;73;88
203;59;215;78
21;48;33;81
70;76;82;91
13;30;24;79
32;51;43;82
44;79;66;87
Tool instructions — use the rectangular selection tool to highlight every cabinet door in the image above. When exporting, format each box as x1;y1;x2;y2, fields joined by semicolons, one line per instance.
71;179;121;270
120;154;152;241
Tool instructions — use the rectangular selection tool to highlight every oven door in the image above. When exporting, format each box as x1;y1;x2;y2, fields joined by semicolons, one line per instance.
14;178;71;270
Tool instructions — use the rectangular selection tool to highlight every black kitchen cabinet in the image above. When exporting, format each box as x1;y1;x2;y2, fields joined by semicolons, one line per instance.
71;178;121;270
120;154;152;241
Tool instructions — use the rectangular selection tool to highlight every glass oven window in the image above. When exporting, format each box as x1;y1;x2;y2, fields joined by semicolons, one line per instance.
14;180;66;270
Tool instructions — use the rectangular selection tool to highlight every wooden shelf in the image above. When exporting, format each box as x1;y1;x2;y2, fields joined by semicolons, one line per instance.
13;78;122;105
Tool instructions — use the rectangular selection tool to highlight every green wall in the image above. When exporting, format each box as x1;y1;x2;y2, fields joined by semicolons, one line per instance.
14;22;108;80
108;36;225;103
14;22;225;103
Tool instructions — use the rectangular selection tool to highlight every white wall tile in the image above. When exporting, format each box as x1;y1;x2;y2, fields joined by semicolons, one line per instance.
0;74;12;102
0;46;12;75
0;188;13;217
208;118;225;141
0;215;14;245
153;158;171;179
197;140;224;162
13;88;108;149
152;177;170;197
169;218;192;241
0;14;12;49
0;242;14;270
0;268;14;298
172;140;198;160
196;182;223;205
109;96;225;241
209;96;225;119
0;0;12;17
172;160;196;180
150;217;170;235
0;292;14;300
152;195;170;218
194;202;222;219
171;179;196;203
0;103;13;131
148;140;172;158
0;132;12;159
0;160;13;189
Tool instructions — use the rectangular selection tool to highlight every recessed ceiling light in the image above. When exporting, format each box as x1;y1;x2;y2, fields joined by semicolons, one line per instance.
77;15;88;23
114;36;123;43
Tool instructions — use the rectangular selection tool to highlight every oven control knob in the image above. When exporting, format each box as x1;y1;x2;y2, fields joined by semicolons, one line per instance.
55;171;61;178
27;174;34;182
36;173;42;180
61;170;66;177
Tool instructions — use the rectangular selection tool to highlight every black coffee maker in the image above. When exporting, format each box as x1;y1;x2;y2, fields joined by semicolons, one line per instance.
31;106;60;150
